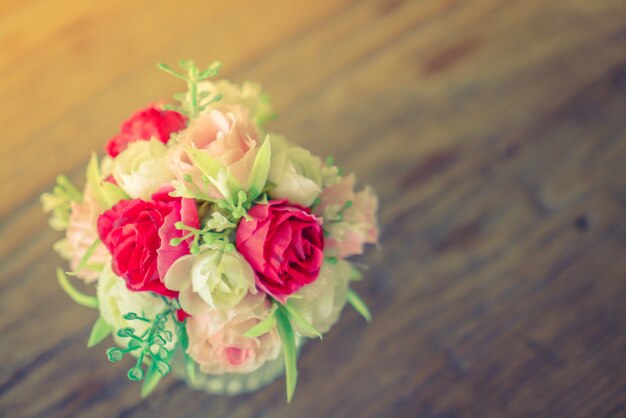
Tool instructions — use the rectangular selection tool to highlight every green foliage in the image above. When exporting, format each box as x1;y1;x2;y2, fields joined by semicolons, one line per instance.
242;301;321;402
56;267;98;309
282;302;322;340
349;264;363;281
246;135;272;201
87;316;112;347
215;190;252;221
243;312;277;338
275;308;297;403
185;147;245;202
40;175;82;231
64;238;104;278
347;289;372;322
253;93;277;126
170;220;233;255
186;147;224;182
169;188;271;257
178;325;197;385
157;60;223;118
86;153;128;209
105;310;177;394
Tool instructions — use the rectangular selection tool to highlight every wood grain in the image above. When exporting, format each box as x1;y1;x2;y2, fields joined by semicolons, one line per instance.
1;0;625;417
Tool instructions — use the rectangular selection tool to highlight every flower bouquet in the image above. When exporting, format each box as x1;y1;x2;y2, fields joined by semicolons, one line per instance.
42;60;379;401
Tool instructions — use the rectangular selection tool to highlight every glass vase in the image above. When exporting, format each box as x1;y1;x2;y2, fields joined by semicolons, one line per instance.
172;337;304;396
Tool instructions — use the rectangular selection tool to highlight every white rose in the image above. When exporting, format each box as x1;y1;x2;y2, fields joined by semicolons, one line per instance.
289;259;353;337
97;266;177;350
268;135;323;207
111;139;174;200
163;249;256;314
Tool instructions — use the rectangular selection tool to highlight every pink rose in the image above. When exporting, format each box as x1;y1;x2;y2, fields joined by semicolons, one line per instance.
96;187;199;297
185;294;281;374
65;185;109;282
314;174;379;258
105;106;187;158
169;105;259;199
236;200;324;302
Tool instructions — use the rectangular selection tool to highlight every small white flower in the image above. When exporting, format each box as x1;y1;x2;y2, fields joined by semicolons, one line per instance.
205;212;235;232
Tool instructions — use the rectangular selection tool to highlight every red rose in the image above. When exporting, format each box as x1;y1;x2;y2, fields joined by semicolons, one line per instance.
105;106;187;157
236;200;324;302
97;188;199;297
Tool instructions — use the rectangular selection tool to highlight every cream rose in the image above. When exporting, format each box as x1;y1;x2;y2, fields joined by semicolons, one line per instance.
65;185;109;282
268;135;323;207
289;259;353;337
111;139;175;200
196;80;274;126
314;174;379;258
169;105;259;200
97;266;177;350
163;249;256;314
185;293;281;374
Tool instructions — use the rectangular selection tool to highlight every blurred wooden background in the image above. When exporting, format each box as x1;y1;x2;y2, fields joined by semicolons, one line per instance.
1;0;625;417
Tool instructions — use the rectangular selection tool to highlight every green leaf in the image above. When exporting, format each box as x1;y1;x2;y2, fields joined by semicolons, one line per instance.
74;239;101;273
276;308;297;403
179;328;196;384
186;147;223;180
141;362;163;398
243;312;276;338
349;264;363;281
56;267;98;309
246;135;271;200
347;289;372;322
102;182;128;206
86;153;108;208
283;302;322;339
86;153;127;209
87;316;112;348
56;175;82;201
186;148;246;200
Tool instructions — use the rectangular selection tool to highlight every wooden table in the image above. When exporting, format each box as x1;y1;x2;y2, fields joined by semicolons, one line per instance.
1;1;625;417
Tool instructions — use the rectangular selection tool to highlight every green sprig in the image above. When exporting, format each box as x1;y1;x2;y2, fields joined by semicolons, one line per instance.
105;310;176;390
170;220;233;254
157;60;223;118
41;175;83;231
216;190;252;221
